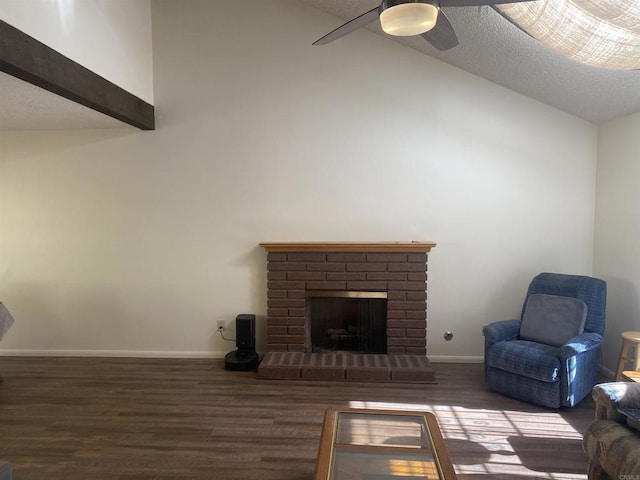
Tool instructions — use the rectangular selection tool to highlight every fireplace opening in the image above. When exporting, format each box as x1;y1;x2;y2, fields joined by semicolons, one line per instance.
306;291;387;354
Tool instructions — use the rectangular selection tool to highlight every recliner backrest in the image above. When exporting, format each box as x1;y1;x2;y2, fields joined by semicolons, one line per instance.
522;272;607;336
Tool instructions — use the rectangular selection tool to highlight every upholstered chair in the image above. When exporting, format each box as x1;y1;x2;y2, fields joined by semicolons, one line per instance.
583;382;640;479
483;273;607;408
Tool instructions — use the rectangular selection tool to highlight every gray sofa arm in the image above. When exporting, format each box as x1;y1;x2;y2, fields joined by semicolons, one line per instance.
592;382;640;421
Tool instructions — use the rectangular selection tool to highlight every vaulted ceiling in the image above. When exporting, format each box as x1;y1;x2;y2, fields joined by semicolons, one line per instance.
1;1;639;130
300;0;640;125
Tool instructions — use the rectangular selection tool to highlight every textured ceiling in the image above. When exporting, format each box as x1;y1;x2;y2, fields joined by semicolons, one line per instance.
300;0;640;125
0;71;127;131
1;2;639;129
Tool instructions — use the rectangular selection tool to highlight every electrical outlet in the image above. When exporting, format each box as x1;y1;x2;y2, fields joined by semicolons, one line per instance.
217;320;225;331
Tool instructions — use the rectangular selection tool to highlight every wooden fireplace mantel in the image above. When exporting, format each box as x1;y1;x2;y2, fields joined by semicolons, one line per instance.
259;241;436;253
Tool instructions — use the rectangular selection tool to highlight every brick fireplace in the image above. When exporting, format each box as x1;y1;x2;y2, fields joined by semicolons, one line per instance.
257;242;436;383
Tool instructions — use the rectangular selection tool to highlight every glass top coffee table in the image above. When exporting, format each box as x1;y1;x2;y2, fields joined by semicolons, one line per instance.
314;408;457;480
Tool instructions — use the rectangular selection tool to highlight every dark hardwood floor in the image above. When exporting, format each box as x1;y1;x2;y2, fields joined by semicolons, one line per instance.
0;357;597;479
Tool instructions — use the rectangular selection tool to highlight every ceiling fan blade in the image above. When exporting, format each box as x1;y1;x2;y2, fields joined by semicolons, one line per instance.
313;7;380;46
421;10;459;51
439;0;536;6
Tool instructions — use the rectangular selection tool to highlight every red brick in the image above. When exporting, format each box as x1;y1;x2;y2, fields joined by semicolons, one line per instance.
387;300;425;311
366;272;407;281
269;335;305;344
406;291;427;301
387;346;406;355
287;326;305;336
301;353;345;368
406;328;426;337
268;262;307;271
347;281;388;291
306;281;346;290
267;299;305;309
287;290;306;299
388;281;426;291
387;291;406;300
388;337;426;347
268;316;305;326
387;328;406;337
267;271;286;280
366;253;407;262
327;253;366;262
405;347;427;355
263;245;434;371
267;280;306;290
387;319;426;329
287;271;325;281
345;355;390;382
301;354;346;381
389;355;435;383
267;308;288;317
387;263;427;272
267;326;287;335
386;311;407;320
267;253;286;262
307;262;345;272
267;289;287;298
288;252;326;262
302;369;345;381
347;263;387;272
327;272;366;281
407;272;427;281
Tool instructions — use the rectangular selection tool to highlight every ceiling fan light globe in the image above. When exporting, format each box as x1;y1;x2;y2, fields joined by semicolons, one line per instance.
380;3;438;36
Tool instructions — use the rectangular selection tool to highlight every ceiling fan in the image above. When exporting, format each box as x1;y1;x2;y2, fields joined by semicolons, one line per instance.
313;0;538;51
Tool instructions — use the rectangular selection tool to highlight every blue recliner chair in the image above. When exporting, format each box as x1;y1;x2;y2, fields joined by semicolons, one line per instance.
483;273;607;408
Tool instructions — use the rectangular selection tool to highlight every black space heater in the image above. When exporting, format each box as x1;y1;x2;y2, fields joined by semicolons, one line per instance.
224;314;259;371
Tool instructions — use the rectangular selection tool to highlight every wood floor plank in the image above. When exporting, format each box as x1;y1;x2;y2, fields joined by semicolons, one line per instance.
0;357;596;479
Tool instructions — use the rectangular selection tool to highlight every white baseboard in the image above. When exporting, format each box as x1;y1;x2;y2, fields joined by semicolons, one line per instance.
0;350;616;378
0;349;227;359
0;350;484;363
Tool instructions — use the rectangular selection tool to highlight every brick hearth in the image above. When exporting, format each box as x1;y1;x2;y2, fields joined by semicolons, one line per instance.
257;242;436;383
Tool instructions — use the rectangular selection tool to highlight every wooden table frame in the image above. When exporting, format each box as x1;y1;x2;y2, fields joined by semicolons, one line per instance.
622;370;640;382
314;408;458;480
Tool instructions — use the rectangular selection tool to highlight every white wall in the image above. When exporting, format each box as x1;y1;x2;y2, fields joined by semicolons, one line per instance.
0;0;597;359
594;111;640;372
0;0;154;104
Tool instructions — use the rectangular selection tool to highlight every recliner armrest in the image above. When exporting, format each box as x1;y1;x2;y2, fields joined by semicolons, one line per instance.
558;332;603;359
592;382;640;420
483;319;520;346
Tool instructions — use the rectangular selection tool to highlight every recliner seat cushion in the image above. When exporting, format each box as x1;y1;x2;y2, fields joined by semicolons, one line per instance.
519;293;587;347
486;340;561;382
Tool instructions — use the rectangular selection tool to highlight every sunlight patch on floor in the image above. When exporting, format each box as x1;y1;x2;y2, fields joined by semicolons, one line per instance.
348;400;587;479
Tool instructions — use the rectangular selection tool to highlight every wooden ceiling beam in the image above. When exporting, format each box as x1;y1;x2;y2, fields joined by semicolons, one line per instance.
0;19;155;130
